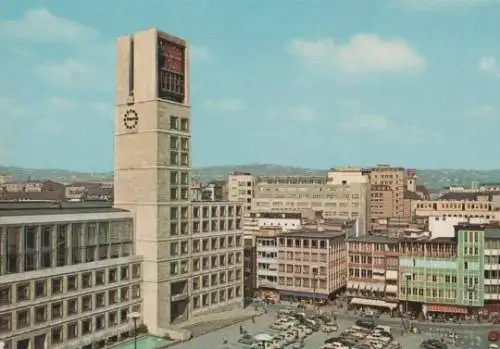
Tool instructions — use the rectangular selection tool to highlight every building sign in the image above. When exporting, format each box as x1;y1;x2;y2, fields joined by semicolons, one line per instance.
157;36;185;103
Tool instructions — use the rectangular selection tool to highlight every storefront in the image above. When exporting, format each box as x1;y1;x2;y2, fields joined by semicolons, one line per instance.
278;290;330;303
349;297;398;312
423;304;468;318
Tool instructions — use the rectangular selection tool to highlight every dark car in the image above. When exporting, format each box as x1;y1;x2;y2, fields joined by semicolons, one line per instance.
325;337;343;344
238;334;255;345
355;319;376;330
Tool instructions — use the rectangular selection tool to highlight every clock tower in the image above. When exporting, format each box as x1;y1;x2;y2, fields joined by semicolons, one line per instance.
114;28;191;334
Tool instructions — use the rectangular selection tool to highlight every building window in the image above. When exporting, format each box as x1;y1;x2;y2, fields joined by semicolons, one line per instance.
0;286;11;306
67;322;78;339
95;314;105;331
67;298;78;316
16;309;30;329
67;275;78;291
120;287;129;301
109;289;118;305
82;273;92;289
51;278;63;295
51;326;63;345
132;285;141;299
51;302;63;320
0;313;12;334
121;266;129;280
96;270;105;285
108;311;117;326
82;295;92;312
16;283;30;302
95;292;106;308
35;305;47;324
81;318;92;335
108;268;117;282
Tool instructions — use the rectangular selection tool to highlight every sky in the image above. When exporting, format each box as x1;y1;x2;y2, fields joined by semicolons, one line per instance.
0;0;500;172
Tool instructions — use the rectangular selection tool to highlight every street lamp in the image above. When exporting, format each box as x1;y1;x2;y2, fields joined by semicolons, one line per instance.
128;312;141;349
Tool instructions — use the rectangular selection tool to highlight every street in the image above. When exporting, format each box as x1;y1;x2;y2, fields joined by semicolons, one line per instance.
169;309;490;349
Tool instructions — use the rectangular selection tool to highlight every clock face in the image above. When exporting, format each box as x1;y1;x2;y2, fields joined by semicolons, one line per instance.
123;110;139;130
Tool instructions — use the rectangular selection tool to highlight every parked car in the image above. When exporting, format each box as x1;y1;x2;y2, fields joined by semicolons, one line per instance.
489;330;500;342
356;319;377;330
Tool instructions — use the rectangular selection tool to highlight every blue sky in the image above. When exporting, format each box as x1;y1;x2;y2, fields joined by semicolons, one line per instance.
0;0;500;171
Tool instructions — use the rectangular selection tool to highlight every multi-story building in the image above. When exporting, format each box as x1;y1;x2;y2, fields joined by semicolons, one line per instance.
370;185;393;219
276;229;347;301
191;181;227;202
114;28;244;335
399;223;486;316
1;181;66;201
369;165;405;219
412;193;500;221
65;182;113;201
0;201;142;349
228;172;254;211
346;236;399;311
243;212;302;232
0;174;13;185
252;174;369;230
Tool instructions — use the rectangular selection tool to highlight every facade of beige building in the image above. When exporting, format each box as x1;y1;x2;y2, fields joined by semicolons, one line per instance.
368;165;405;219
113;28;244;336
228;172;254;212
252;228;347;301
252;171;369;230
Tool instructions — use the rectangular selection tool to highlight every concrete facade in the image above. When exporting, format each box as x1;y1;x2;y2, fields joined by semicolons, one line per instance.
113;28;244;335
0;206;141;349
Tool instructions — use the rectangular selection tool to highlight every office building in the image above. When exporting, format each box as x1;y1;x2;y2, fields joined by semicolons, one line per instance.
228;172;254;212
0;201;141;349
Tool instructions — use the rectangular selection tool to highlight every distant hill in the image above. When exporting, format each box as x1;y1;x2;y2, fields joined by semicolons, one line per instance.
2;164;500;190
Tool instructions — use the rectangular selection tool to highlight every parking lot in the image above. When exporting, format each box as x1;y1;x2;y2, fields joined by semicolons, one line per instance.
169;310;490;349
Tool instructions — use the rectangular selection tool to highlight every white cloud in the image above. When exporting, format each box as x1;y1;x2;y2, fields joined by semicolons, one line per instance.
478;56;500;77
49;97;77;111
397;0;498;10
0;96;30;119
287;106;319;121
36;58;103;89
190;45;211;61
341;114;390;131
0;8;98;43
288;34;425;74
465;105;500;120
204;98;245;113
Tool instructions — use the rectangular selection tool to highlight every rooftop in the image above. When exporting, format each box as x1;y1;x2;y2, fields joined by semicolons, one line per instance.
278;228;345;239
347;235;400;243
0;200;127;217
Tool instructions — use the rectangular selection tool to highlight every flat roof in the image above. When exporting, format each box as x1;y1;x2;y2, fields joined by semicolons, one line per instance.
0;200;128;217
347;235;399;243
278;229;345;239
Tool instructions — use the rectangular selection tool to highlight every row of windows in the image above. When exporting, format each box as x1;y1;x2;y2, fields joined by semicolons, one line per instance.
278;265;327;275
0;264;140;306
190;236;242;253
278;277;329;289
192;219;242;234
192;270;242;290
171;256;242;276
0;286;140;334
400;287;458;299
192;205;242;218
192;286;241;309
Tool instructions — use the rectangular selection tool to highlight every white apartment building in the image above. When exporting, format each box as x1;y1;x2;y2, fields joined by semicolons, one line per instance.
484;229;500;303
254;230;280;289
228;172;254;211
252;174;369;230
0;201;141;349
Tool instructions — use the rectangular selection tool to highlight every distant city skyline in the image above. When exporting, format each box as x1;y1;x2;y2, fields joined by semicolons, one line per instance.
1;0;500;171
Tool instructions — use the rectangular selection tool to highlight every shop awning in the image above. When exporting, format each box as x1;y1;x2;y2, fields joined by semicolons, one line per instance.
350;297;398;309
385;284;398;293
279;290;329;299
385;270;398;280
427;304;467;314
